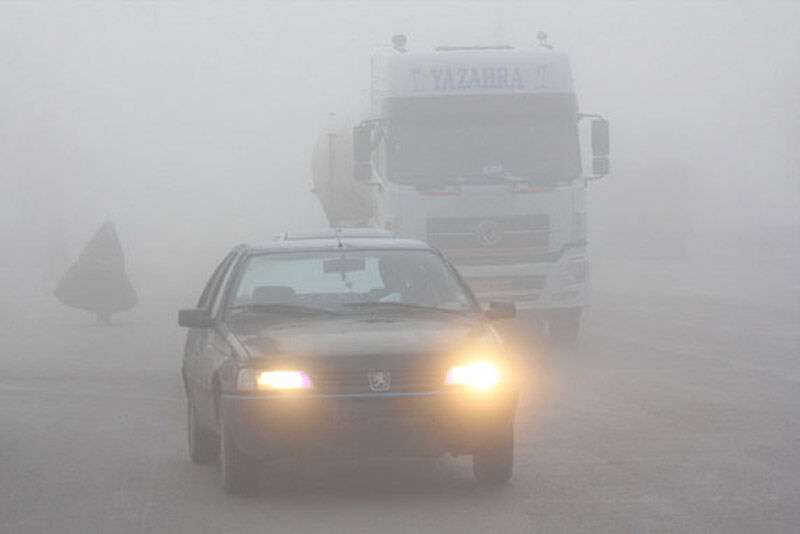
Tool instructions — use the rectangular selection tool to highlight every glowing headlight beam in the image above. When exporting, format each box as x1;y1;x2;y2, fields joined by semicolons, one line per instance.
237;369;313;391
444;361;501;391
257;370;313;390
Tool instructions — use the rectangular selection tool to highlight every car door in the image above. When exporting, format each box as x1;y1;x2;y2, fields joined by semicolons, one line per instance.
194;251;243;430
183;251;237;429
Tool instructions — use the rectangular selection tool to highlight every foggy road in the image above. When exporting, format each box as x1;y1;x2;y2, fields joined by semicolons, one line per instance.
2;258;798;533
3;2;799;532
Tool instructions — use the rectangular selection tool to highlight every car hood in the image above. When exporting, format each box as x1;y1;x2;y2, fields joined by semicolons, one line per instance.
229;314;496;367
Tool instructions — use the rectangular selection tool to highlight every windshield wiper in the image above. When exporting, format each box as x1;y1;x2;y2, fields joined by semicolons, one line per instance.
342;302;468;315
227;303;337;316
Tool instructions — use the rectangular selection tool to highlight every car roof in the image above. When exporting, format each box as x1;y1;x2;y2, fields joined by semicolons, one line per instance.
243;234;434;255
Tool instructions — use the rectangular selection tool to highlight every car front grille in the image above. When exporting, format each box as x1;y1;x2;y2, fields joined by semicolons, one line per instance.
312;368;443;394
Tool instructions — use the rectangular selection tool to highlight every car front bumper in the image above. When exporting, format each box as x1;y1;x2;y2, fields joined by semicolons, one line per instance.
220;390;517;460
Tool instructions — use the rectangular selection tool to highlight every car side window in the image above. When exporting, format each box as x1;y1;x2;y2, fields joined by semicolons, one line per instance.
196;252;236;310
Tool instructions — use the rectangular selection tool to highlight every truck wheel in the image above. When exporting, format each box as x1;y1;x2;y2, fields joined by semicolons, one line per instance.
473;421;514;486
188;399;218;464
548;308;582;344
220;413;258;494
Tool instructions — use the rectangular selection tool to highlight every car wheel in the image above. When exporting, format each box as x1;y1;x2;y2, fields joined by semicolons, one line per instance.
473;421;514;486
188;399;218;464
548;308;581;344
220;413;258;494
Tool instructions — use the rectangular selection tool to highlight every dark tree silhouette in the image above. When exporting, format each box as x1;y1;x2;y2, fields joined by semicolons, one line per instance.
54;222;138;323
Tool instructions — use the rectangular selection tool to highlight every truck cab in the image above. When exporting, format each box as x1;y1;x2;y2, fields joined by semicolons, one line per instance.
315;37;610;342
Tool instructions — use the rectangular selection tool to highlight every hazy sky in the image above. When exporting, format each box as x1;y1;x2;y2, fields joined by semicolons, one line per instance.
2;1;798;296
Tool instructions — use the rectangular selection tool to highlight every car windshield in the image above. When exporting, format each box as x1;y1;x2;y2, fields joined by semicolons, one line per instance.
226;249;476;316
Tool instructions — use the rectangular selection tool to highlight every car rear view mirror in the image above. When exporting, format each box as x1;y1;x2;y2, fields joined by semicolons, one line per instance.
178;308;215;328
485;301;516;320
323;257;366;273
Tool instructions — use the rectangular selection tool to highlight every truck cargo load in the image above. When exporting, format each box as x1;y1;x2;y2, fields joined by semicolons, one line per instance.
311;123;375;228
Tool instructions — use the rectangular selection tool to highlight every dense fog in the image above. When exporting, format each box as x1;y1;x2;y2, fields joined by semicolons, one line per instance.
2;1;798;305
2;3;799;532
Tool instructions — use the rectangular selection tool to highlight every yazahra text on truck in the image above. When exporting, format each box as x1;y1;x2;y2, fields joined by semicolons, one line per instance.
311;33;610;342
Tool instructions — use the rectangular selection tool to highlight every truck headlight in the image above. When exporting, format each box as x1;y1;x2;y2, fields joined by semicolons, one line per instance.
444;361;501;391
237;369;313;392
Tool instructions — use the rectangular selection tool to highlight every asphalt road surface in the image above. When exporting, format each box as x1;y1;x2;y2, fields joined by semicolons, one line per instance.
2;258;798;533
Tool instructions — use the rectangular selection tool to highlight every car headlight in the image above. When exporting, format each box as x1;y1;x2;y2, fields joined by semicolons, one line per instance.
236;369;313;392
444;361;501;391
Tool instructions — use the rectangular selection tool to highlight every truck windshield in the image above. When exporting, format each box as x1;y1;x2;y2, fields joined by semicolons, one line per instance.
388;116;580;186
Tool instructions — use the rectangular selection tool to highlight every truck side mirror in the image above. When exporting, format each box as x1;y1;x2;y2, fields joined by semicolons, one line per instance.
591;119;610;177
353;124;372;163
591;119;610;157
592;156;610;176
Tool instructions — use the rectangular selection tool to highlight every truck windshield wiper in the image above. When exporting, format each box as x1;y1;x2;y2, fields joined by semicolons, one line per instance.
342;302;468;315
227;303;337;316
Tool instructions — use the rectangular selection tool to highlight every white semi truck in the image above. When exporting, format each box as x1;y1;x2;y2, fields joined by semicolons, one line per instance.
312;35;610;342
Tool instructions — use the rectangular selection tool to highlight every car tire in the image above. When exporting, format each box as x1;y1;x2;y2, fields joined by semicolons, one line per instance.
220;413;258;494
548;308;581;344
188;399;218;464
473;421;514;486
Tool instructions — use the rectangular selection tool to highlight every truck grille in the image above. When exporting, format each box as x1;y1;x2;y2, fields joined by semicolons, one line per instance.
468;274;547;293
427;215;550;265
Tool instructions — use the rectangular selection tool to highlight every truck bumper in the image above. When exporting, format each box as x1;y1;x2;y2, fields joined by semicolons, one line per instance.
457;247;590;310
220;390;517;460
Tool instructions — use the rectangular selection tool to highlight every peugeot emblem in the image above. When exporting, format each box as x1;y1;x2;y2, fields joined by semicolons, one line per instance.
368;371;391;392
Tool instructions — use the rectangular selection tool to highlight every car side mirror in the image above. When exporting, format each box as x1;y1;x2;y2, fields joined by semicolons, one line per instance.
485;301;516;320
178;308;215;328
